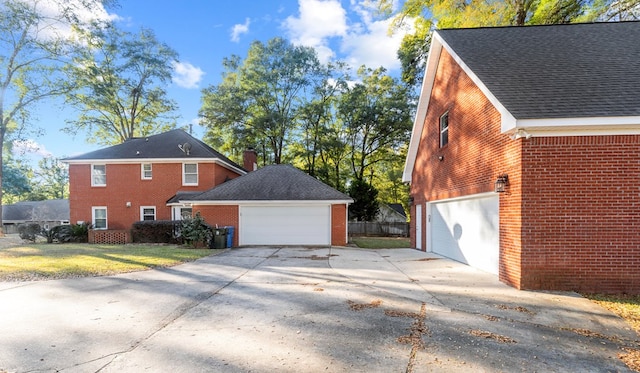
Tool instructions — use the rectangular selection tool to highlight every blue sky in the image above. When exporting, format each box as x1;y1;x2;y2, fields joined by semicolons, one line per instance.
16;0;410;163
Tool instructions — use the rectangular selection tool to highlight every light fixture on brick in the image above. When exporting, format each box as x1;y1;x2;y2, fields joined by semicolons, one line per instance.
494;175;509;193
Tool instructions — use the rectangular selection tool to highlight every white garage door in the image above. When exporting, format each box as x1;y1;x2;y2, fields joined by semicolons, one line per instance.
430;194;499;274
240;205;331;246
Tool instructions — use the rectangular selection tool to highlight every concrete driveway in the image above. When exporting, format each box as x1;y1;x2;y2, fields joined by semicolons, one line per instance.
0;247;637;372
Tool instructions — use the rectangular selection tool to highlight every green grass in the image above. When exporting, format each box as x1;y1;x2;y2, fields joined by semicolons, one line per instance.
350;236;411;249
0;243;217;281
584;294;640;333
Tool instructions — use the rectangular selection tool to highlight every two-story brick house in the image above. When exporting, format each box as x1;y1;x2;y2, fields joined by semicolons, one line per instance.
404;22;640;293
63;129;248;243
63;129;352;246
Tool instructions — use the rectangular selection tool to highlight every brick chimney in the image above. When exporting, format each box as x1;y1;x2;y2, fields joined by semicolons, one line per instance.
243;148;257;171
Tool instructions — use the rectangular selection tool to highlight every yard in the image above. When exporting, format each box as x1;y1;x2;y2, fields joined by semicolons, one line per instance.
0;243;215;281
350;236;411;249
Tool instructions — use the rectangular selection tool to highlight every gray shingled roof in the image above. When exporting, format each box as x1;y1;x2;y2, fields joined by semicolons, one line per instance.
183;164;353;202
437;21;640;119
3;199;69;222
63;129;244;170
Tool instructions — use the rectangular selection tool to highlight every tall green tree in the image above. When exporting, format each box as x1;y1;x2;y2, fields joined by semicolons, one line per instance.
200;37;323;164
0;0;107;232
65;23;179;145
338;66;413;183
31;158;69;200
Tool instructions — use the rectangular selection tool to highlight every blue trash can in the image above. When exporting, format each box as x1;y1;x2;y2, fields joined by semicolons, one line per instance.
225;226;235;248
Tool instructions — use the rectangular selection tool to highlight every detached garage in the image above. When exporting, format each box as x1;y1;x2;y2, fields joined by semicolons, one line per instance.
179;164;353;246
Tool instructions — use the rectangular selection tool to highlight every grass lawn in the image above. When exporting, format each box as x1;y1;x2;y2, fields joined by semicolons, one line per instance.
0;243;217;281
351;236;411;249
583;294;640;371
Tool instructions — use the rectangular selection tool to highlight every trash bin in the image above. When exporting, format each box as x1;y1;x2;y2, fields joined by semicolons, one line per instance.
225;226;235;248
212;227;226;249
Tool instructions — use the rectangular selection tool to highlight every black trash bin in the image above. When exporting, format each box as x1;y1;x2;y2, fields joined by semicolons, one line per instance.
212;227;227;249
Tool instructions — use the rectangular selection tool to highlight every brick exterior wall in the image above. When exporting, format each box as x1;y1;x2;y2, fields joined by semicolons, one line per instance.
69;162;240;230
193;205;239;247
331;204;348;246
520;136;640;293
409;48;640;293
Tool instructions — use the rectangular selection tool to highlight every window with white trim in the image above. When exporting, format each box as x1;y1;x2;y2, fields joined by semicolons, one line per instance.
439;112;449;148
140;206;156;221
141;163;152;180
92;207;107;229
92;164;106;186
183;163;198;185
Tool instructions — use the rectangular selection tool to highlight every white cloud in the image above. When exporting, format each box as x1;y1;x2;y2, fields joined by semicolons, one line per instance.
283;0;348;63
230;18;251;42
172;61;205;89
341;17;405;70
12;139;53;157
283;0;410;71
23;0;119;41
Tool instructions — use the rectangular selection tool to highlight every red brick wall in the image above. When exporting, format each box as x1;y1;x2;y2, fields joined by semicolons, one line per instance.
331;204;348;246
69;162;240;229
194;205;239;247
409;49;521;288
520;136;640;293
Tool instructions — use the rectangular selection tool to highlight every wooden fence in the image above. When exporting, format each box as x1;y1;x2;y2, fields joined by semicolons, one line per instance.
348;222;409;237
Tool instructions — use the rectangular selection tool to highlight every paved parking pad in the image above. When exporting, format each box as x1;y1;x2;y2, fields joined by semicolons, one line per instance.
0;247;637;372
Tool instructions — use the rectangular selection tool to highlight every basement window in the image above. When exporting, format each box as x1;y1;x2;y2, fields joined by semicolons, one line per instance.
439;112;449;148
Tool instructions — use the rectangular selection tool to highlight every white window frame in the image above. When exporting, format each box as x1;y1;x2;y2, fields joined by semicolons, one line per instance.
91;164;106;186
439;112;449;148
141;163;152;180
92;206;108;230
182;163;198;186
140;206;156;221
172;206;193;220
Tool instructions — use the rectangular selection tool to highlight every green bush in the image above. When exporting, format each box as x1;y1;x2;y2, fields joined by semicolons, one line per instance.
41;223;89;243
180;212;212;247
132;220;182;244
18;223;41;242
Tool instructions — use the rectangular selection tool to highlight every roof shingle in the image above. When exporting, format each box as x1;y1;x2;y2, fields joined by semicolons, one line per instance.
437;21;640;119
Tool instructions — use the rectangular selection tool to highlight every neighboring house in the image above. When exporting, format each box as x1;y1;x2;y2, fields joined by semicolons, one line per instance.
375;203;407;223
3;199;70;234
180;164;353;246
63;129;249;243
63;129;352;246
403;22;640;294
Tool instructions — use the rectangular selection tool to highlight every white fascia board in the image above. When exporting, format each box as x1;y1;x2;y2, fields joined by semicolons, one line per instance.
403;36;443;183
509;116;640;137
185;200;353;206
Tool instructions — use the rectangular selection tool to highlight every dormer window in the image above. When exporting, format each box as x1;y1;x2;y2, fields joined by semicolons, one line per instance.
439;112;449;148
92;164;106;186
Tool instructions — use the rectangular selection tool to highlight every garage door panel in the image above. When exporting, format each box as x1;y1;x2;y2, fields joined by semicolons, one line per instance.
431;195;499;275
240;205;331;245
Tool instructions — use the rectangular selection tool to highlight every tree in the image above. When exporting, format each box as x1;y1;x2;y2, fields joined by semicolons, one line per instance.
337;66;413;183
0;0;107;232
348;179;379;221
2;157;33;204
200;37;323;164
65;23;179;145
31;158;69;200
379;0;638;87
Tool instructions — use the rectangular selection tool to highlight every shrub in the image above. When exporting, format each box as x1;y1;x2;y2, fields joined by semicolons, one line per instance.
180;212;212;247
18;223;41;242
132;220;182;244
41;223;89;243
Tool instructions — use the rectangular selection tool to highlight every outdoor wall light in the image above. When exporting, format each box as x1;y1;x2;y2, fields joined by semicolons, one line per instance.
126;201;131;207
494;175;509;193
438;155;445;161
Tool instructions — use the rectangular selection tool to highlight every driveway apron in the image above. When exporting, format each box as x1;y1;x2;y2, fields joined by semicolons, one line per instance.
0;247;637;372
